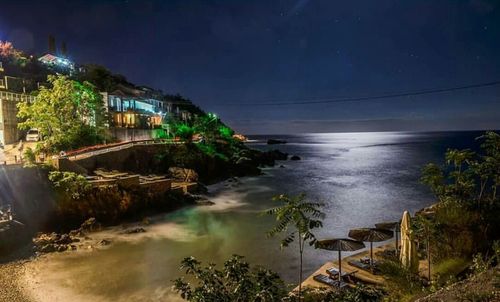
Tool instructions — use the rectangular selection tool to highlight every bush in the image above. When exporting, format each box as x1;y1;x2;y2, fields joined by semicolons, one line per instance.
172;255;287;302
23;147;36;166
378;260;427;301
300;285;385;302
432;257;469;286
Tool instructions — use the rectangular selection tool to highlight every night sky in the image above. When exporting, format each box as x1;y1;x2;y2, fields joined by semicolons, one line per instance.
1;0;499;134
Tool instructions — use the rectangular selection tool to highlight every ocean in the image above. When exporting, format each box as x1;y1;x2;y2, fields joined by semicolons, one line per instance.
25;131;486;301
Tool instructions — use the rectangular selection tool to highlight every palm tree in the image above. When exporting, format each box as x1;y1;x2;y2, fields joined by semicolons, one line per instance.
265;193;325;301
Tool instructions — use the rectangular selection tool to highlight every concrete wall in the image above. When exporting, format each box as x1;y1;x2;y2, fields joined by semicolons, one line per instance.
139;179;171;194
107;128;166;142
54;158;88;175
0;98;23;145
74;144;167;175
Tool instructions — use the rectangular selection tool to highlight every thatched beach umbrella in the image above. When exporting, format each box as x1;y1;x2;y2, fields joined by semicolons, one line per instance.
315;238;365;281
399;211;418;273
375;221;400;255
348;228;393;269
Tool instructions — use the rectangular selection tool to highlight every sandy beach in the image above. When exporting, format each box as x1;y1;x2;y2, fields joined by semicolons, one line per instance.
0;261;33;302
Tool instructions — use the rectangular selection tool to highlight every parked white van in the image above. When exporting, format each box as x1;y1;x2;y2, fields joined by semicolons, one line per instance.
25;129;41;142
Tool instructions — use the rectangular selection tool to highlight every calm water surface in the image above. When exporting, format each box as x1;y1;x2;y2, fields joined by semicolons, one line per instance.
34;131;483;301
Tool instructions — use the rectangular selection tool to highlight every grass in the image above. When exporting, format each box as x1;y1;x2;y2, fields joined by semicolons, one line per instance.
378;260;427;301
432;257;470;286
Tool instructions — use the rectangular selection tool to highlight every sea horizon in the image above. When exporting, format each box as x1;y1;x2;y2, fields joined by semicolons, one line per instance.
244;128;499;136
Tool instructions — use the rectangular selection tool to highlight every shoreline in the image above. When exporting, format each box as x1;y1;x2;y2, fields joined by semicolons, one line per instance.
0;174;259;302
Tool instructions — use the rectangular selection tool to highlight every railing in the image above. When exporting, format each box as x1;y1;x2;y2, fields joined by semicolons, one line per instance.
0;138;191;165
65;138;184;160
0;91;35;102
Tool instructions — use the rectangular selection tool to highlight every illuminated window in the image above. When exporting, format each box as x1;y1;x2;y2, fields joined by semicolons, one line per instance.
0;79;4;88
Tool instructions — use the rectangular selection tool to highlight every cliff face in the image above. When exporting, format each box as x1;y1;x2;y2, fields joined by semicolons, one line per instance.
0;166;55;229
0;166;56;254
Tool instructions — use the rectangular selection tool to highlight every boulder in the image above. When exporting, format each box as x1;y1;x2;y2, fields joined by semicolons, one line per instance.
290;155;301;160
255;149;288;166
194;196;215;206
56;245;68;252
124;227;146;234
267;139;287;145
69;229;84;237
39;244;57;253
80;217;100;232
99;239;112;246
55;234;73;245
169;167;199;182
235;157;252;165
33;232;60;246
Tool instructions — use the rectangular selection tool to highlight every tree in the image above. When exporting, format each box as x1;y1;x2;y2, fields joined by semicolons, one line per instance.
193;113;220;143
265;193;325;301
0;40;15;57
174;123;195;142
76;64;131;92
17;75;107;152
0;40;27;65
420;131;500;258
413;214;437;281
172;255;286;302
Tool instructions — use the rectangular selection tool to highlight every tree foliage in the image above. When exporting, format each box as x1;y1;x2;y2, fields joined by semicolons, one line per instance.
172;255;286;302
17;75;107;152
48;171;92;200
265;193;325;300
0;40;26;64
421;132;499;206
75;64;131;92
420;131;500;259
299;284;385;302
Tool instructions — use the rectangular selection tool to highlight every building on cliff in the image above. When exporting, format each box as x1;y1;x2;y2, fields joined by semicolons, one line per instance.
0;59;35;146
38;53;76;75
101;84;194;130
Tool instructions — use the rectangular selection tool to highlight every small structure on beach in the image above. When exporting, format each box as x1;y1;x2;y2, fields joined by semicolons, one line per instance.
348;227;393;272
315;238;365;283
400;211;418;273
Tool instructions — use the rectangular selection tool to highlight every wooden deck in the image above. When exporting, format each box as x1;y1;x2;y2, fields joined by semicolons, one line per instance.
300;243;395;290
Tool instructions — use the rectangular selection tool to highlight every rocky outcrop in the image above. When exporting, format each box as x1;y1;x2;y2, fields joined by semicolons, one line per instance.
230;148;289;176
192;195;215;206
290;155;301;160
32;218;100;254
257;150;288;165
267;139;287;145
33;232;80;254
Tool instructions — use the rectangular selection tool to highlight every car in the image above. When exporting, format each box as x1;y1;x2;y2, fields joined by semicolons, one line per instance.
25;129;41;142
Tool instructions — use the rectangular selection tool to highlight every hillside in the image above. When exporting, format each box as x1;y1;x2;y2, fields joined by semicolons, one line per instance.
417;266;500;302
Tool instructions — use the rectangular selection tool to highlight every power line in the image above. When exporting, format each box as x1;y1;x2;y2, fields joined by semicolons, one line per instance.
219;80;500;106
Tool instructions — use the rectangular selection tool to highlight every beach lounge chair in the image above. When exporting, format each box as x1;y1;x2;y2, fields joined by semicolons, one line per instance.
313;274;349;289
326;267;358;282
348;260;381;274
